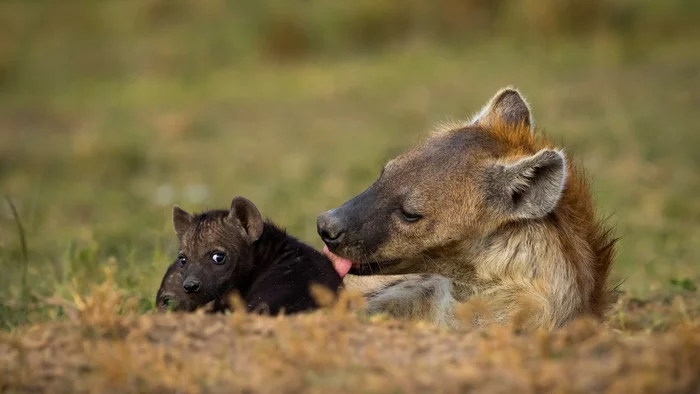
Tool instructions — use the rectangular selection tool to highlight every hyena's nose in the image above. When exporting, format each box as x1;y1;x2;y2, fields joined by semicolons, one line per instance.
183;279;201;293
317;210;345;248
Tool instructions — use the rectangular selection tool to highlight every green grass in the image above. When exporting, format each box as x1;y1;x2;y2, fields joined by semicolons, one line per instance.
1;2;700;329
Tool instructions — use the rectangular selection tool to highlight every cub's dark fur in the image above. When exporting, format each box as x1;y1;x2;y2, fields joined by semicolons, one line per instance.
157;196;342;315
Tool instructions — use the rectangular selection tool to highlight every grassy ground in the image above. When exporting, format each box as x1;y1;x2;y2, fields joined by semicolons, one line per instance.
1;1;700;392
1;274;700;393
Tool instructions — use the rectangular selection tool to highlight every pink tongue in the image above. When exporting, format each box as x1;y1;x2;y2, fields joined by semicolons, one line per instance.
323;245;353;278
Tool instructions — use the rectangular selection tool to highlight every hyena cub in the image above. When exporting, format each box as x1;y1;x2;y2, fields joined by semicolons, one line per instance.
156;259;195;312
155;259;224;313
157;196;343;315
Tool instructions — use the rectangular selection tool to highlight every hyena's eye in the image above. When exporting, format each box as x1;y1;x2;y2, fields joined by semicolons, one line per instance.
211;252;226;264
178;255;187;266
399;207;422;223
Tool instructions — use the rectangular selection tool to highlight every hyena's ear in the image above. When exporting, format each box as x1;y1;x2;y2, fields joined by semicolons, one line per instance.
172;205;193;239
488;149;567;220
471;87;532;132
228;196;264;243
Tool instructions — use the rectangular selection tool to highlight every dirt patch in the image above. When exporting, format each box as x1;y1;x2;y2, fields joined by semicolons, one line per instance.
2;297;700;394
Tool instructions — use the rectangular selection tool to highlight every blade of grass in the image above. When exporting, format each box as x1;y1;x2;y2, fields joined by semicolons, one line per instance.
5;196;29;325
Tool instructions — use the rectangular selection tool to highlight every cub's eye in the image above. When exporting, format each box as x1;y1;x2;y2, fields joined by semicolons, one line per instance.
211;252;226;264
178;255;187;266
400;208;422;223
163;297;175;309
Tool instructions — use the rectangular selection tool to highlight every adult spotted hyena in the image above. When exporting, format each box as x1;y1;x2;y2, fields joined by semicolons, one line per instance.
317;87;617;330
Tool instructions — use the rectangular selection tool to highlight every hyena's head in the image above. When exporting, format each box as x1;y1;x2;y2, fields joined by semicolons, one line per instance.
155;260;199;312
317;87;567;279
171;196;264;308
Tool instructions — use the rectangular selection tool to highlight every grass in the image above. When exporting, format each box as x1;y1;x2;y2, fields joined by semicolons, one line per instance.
3;197;28;320
0;1;700;391
1;271;700;393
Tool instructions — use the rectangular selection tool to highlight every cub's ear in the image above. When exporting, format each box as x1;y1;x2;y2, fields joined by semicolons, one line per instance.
471;87;533;132
228;196;264;243
487;149;567;220
172;205;193;239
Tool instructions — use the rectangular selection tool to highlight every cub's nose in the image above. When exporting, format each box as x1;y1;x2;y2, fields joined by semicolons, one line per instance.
183;279;201;293
317;209;345;248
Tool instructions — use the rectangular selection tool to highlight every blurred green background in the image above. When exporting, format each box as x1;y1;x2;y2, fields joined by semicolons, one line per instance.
1;0;699;328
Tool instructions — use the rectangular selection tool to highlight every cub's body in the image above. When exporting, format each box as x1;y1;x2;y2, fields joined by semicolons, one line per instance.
157;197;342;315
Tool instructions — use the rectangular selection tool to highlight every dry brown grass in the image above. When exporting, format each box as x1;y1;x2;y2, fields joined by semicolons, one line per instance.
1;269;700;394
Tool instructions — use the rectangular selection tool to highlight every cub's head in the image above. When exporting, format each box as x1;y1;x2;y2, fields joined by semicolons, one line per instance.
317;87;567;279
155;259;232;313
155;259;198;312
171;196;264;308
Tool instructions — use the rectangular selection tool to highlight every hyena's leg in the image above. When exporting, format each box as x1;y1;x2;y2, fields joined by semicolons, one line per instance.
362;274;461;329
341;274;413;294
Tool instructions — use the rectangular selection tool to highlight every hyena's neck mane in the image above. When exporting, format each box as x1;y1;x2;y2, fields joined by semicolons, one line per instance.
470;122;618;326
